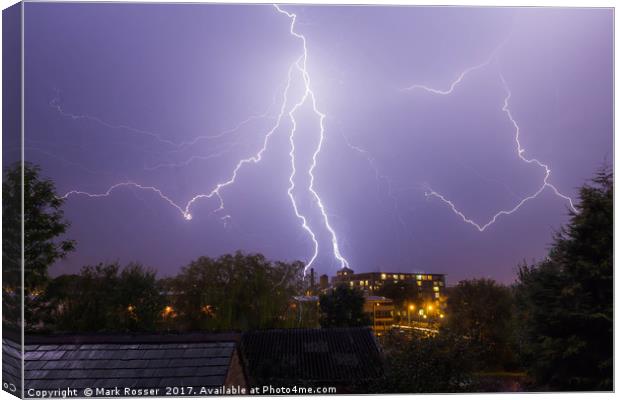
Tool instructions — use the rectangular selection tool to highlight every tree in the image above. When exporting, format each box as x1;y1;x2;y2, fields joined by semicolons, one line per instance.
375;281;420;309
319;284;371;328
2;162;75;328
443;278;516;370
43;262;165;332
170;252;304;331
514;167;612;390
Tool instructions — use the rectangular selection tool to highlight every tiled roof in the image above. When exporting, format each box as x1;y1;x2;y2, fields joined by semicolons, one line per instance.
4;333;239;394
240;327;383;386
3;338;22;394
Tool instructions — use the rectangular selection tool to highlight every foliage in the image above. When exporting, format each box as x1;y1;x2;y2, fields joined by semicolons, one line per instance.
514;167;612;390
370;331;476;393
169;252;304;331
374;281;420;308
443;278;516;370
318;284;371;328
42;262;165;332
2;162;75;329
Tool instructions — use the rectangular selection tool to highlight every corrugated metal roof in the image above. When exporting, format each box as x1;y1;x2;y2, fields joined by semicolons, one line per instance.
240;327;383;386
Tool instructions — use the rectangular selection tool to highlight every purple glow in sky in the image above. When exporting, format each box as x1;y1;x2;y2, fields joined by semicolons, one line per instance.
20;3;612;283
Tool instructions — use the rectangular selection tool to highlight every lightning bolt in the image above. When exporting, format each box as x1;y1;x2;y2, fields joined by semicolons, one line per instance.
61;63;296;222
59;5;351;272
413;67;576;231
59;182;189;219
275;4;350;270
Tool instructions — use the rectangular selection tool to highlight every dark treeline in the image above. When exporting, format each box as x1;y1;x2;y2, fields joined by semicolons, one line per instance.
34;252;305;333
3;162;612;391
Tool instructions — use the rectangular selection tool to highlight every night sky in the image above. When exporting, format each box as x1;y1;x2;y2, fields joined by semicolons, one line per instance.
21;3;612;284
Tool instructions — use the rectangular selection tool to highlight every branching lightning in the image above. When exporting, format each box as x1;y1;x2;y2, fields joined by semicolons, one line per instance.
59;4;351;272
275;4;349;270
408;60;577;231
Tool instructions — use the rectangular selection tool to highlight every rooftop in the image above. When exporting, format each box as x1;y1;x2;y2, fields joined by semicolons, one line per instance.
3;333;241;395
240;327;383;388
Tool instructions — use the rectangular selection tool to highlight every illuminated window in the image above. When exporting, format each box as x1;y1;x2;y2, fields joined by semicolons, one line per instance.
433;286;440;292
400;274;405;280
435;292;440;298
360;280;364;286
416;275;422;280
365;280;369;286
381;273;387;280
417;281;422;286
393;274;398;279
350;281;354;286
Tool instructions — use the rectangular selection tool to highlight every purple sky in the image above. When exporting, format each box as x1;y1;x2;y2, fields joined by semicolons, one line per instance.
21;3;612;284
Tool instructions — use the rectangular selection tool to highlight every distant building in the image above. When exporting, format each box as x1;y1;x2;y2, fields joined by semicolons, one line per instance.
363;296;394;335
319;274;329;291
331;267;446;301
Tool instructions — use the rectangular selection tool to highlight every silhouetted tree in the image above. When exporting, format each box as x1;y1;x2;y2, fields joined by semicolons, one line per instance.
43;262;164;332
170;252;304;331
2;162;75;329
514;167;612;390
443;278;516;370
375;281;420;309
319;285;370;328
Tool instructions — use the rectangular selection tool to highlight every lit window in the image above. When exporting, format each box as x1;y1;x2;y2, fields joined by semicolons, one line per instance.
350;281;354;286
365;280;369;286
360;280;364;286
435;292;440;298
400;274;405;280
381;273;387;280
433;286;439;292
393;274;398;279
417;281;422;286
416;275;422;280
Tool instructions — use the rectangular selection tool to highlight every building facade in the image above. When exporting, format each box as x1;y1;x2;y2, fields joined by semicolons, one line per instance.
331;267;446;301
363;296;394;335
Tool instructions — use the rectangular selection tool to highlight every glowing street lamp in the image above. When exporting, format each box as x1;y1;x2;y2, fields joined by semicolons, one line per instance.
407;304;415;325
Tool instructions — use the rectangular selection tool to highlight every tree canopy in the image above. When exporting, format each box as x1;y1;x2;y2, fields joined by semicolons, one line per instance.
43;262;165;332
514;167;612;390
3;162;75;329
319;284;371;328
443;278;516;370
168;252;304;331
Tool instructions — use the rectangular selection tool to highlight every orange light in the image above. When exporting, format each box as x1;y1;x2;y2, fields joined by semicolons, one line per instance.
409;304;415;311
